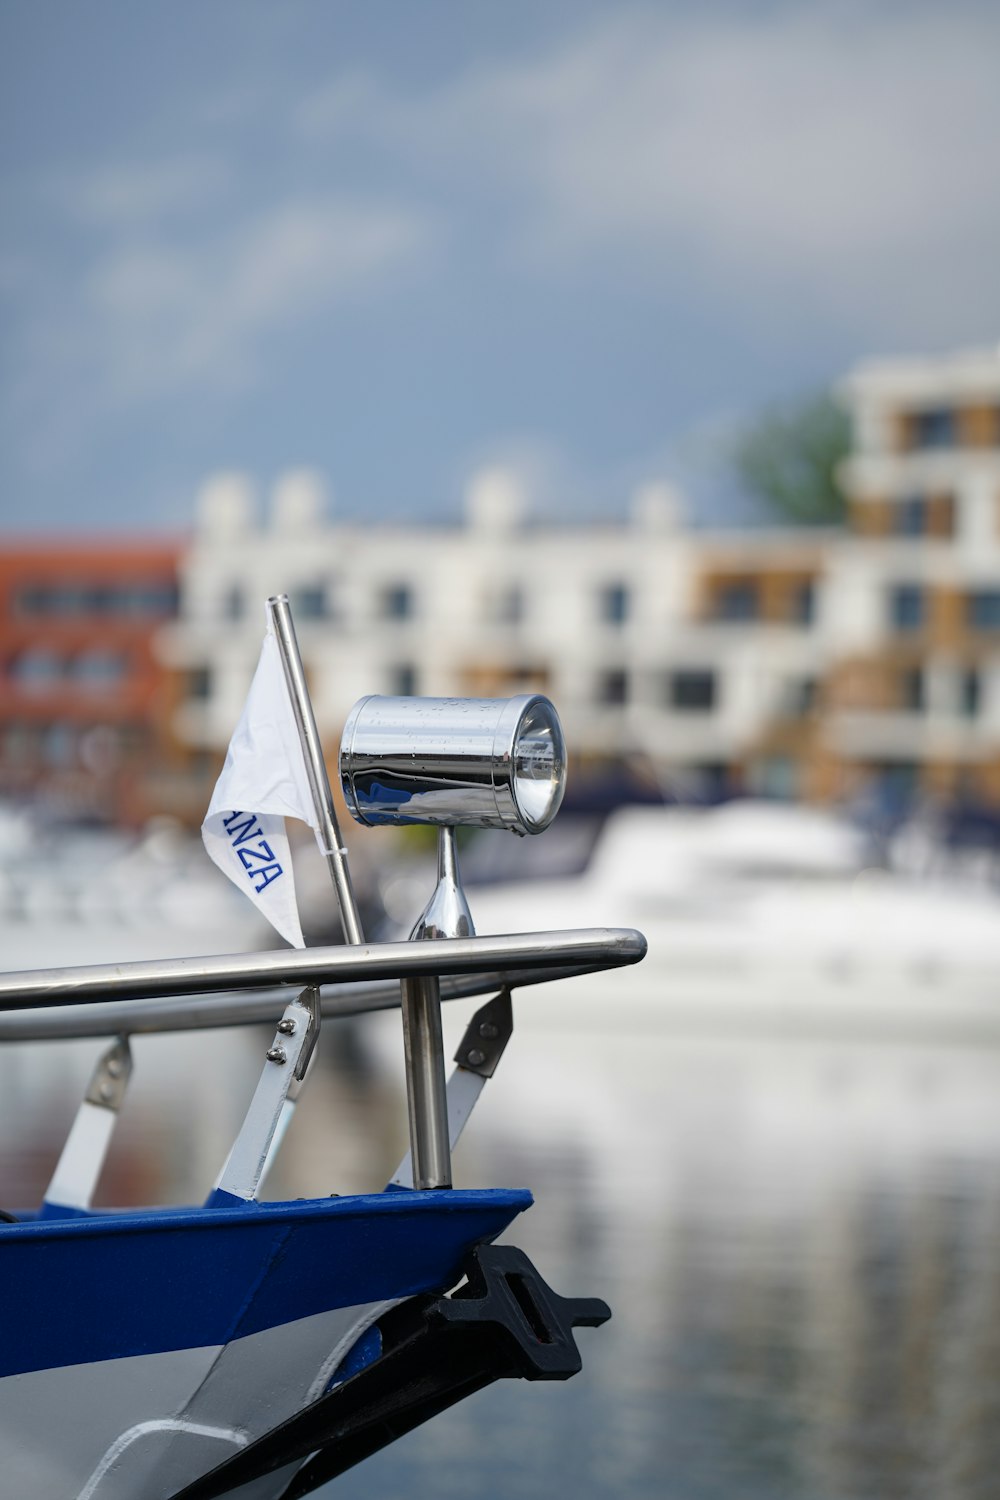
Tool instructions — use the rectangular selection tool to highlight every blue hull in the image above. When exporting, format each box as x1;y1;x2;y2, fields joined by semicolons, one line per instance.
0;1189;531;1498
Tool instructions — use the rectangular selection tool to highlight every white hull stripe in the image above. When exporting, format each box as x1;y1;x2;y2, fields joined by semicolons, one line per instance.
1;1298;392;1500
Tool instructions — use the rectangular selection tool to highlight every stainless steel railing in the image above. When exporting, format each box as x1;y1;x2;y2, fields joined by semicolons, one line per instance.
0;927;646;1024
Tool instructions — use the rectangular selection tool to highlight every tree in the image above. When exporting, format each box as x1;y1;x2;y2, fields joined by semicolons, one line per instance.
734;393;850;525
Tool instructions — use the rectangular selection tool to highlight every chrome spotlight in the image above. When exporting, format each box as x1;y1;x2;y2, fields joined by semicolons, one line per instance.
339;694;567;834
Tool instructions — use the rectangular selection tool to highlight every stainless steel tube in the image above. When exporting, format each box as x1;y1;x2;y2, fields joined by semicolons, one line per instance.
267;593;364;946
400;975;452;1189
0;927;647;1010
398;827;466;1190
0;961;623;1043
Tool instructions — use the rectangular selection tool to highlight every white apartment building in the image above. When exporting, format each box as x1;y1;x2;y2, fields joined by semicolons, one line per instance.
830;346;1000;806
158;472;831;806
158;347;1000;815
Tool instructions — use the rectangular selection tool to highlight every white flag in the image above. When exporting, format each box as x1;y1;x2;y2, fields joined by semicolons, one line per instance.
202;617;317;948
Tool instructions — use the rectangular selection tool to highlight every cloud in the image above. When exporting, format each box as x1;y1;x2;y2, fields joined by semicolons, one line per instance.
5;2;999;518
61;154;231;228
85;197;429;396
0;186;432;489
298;4;1000;340
296;69;385;141
10;194;430;438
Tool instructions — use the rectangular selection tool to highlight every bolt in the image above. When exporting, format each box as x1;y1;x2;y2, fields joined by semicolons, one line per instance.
478;1022;499;1039
466;1048;486;1067
266;1046;287;1064
277;1018;296;1034
106;1059;122;1077
99;1082;114;1102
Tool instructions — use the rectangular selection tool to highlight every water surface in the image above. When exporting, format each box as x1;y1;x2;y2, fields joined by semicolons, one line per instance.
316;1029;1000;1500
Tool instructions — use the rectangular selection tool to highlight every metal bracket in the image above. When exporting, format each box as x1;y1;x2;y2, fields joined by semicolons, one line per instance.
83;1034;133;1110
453;988;513;1078
253;984;322;1196
213;989;318;1203
44;1035;134;1212
292;984;321;1086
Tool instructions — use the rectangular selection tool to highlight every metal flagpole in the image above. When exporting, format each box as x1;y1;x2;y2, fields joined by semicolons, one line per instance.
258;593;366;1191
266;593;364;946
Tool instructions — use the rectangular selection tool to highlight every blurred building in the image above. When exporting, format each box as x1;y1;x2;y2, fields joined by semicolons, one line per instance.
159;348;1000;822
0;349;911;823
833;347;1000;810
156;469;825;812
0;540;183;824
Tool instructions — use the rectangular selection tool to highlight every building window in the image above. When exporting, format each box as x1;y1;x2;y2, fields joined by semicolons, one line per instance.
895;494;955;539
790;580;815;625
13;581;176;617
782;676;817;717
188;666;212;700
71;649;128;691
913;408;956;449
42;723;77;769
388;664;418;696
669;669;716;712
596;668;627;706
4;723;36;765
120;583;179;616
223;586;244;620
961;668;981;717
898;667;924;712
509;663;548;691
11;647;62;690
39;585;88;615
895;496;926;536
712;581;757;622
16;584;48;616
292;584;329;620
599;583;629;625
889;584;925;631
88;585;118;612
381;583;413;620
486;583;524;625
967;589;1000;631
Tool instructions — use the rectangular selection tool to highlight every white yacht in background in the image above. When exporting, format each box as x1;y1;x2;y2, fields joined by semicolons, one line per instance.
0;808;269;972
445;801;1000;1044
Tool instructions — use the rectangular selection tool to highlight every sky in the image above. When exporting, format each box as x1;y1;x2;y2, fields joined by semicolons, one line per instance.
1;0;998;534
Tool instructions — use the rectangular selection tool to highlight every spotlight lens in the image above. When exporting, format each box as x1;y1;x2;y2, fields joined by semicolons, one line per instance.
513;699;566;830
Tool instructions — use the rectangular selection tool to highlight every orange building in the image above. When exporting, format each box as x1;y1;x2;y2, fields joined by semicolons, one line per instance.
0;539;184;825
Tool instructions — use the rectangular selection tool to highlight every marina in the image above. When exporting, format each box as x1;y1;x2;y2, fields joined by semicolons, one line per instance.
3;10;1000;1494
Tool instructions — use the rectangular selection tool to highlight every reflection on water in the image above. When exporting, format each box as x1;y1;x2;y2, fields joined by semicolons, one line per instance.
292;1025;1000;1500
